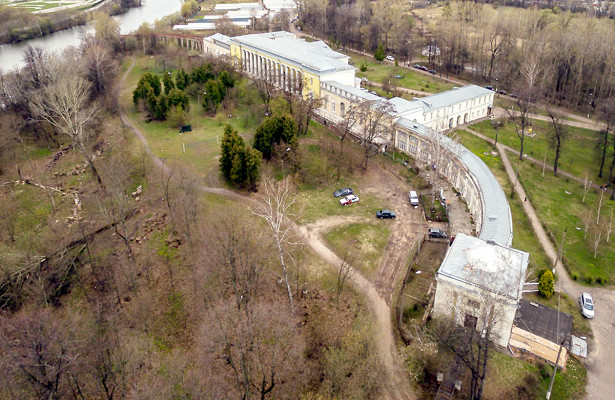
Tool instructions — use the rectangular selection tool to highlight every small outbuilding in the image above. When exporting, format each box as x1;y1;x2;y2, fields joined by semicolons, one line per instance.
432;233;529;347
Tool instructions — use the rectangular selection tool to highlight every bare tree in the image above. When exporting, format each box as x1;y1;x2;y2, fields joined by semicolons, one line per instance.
251;177;301;313
582;172;592;203
597;189;605;225
336;250;356;299
606;209;614;243
507;57;544;161
250;75;277;115
593;225;603;259
29;59;103;189
545;108;568;176
582;210;592;240
356;99;394;169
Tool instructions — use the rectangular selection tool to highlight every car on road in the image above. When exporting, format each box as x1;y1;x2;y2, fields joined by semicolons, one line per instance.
333;187;353;198
579;292;595;319
428;228;447;239
409;190;419;207
510;93;518;99
484;85;494;91
428;69;436;75
340;194;360;206
419;66;429;71
498;89;507;95
386;55;395;61
413;64;422;69
376;209;396;219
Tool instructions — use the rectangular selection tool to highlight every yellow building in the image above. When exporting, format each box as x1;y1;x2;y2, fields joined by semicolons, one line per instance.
228;31;356;99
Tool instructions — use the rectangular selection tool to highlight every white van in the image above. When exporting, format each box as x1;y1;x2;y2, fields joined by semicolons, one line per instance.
409;191;419;207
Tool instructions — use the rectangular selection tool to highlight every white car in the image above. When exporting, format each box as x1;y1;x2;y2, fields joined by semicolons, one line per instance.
579;292;595;319
409;190;419;207
386;55;395;61
340;194;360;206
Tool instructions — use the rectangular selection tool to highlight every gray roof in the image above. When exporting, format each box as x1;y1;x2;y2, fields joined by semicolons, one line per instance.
394;118;513;246
515;299;572;347
323;80;380;101
206;33;231;46
438;233;528;300
388;97;423;116
412;85;492;112
230;32;355;75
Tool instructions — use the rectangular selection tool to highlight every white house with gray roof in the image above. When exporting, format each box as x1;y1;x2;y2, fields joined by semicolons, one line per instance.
433;233;529;347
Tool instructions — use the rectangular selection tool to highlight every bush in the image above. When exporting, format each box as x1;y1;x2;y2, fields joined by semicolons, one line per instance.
374;43;385;62
571;272;578;280
167;106;187;128
253;114;298;160
585;275;594;284
538;270;554;299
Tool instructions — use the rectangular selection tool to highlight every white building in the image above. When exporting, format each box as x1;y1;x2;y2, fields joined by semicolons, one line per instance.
432;234;529;347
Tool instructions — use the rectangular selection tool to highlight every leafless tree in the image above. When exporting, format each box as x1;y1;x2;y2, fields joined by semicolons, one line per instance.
582;172;592;204
333;102;360;179
356;99;394;169
336;250;355;299
250;75;277;115
29;59;103;189
582;210;592;240
545;108;568;176
507;56;544;161
593;225;603;259
606;209;614;243
251;177;301;313
597;189;605;225
0;308;81;399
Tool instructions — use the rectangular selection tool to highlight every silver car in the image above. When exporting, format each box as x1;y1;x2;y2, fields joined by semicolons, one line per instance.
579;292;595;319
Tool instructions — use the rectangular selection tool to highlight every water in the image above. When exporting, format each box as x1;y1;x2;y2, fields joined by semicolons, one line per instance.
0;0;183;72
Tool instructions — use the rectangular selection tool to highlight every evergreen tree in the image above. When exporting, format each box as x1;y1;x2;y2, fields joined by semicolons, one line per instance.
253;114;298;159
142;72;161;96
219;124;261;188
168;88;190;111
203;79;222;113
162;72;175;94
133;78;151;106
154;94;169;120
175;69;190;90
191;64;214;84
374;43;385;62
538;270;555;299
219;70;235;88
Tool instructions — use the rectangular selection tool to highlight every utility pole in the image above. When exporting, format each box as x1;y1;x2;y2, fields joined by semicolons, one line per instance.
546;338;566;399
553;229;567;274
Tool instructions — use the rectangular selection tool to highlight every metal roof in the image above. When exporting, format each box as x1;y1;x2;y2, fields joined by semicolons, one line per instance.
412;85;492;112
437;233;528;300
388;97;423;116
394;117;513;246
205;33;231;46
323;80;380;101
514;299;572;347
230;33;355;75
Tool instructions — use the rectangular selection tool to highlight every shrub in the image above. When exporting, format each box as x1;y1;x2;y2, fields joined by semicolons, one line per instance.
374;43;385;61
585;275;594;284
538;270;554;299
253;114;298;160
571;272;578;280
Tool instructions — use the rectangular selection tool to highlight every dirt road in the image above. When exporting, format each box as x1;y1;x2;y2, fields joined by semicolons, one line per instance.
120;58;416;399
498;143;615;400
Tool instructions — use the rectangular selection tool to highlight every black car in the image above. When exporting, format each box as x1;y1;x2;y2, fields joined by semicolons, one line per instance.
376;209;396;219
428;69;436;75
510;93;518;99
484;86;494;91
333;187;353;198
413;64;422;69
428;228;447;239
497;89;507;95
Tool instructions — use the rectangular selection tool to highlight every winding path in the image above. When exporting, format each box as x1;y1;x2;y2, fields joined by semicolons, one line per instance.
119;58;415;399
497;143;615;400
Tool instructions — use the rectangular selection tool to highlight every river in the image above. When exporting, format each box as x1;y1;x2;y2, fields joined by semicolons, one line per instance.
0;0;183;72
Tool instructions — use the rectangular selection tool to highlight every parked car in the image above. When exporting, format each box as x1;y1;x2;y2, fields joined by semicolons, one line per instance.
510;93;518;99
484;85;494;91
386;55;395;61
419;66;429;71
428;228;447;239
333;188;353;198
579;292;595;319
340;194;360;206
498;89;507;95
413;64;422;69
409;190;419;207
376;209;396;219
428;69;437;75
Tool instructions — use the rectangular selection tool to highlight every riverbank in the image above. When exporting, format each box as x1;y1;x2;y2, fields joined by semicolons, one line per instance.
0;0;141;45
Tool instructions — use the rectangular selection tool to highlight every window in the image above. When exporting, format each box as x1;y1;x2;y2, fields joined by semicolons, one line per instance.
398;139;406;151
332;102;336;112
467;299;480;309
464;314;477;329
310;77;313;85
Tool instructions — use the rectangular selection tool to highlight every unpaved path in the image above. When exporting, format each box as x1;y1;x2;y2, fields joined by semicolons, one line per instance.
498;143;615;400
119;58;415;399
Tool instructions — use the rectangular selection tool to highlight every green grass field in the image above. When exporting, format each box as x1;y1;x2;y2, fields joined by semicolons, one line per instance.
323;222;390;278
347;52;455;94
469;119;603;179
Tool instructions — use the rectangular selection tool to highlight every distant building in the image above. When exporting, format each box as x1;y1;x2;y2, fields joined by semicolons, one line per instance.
432;233;529;347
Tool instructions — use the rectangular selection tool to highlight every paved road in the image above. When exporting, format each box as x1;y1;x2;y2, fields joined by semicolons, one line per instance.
119;58;415;400
497;143;615;400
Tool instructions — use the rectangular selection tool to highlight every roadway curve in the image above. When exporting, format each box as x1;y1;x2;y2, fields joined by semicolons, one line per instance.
119;58;415;399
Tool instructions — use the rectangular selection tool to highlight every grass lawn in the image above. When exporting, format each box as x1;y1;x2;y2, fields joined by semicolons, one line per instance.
484;349;586;400
347;52;455;94
512;150;615;283
323;222;390;278
120;57;262;184
468;118;603;179
296;186;387;224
